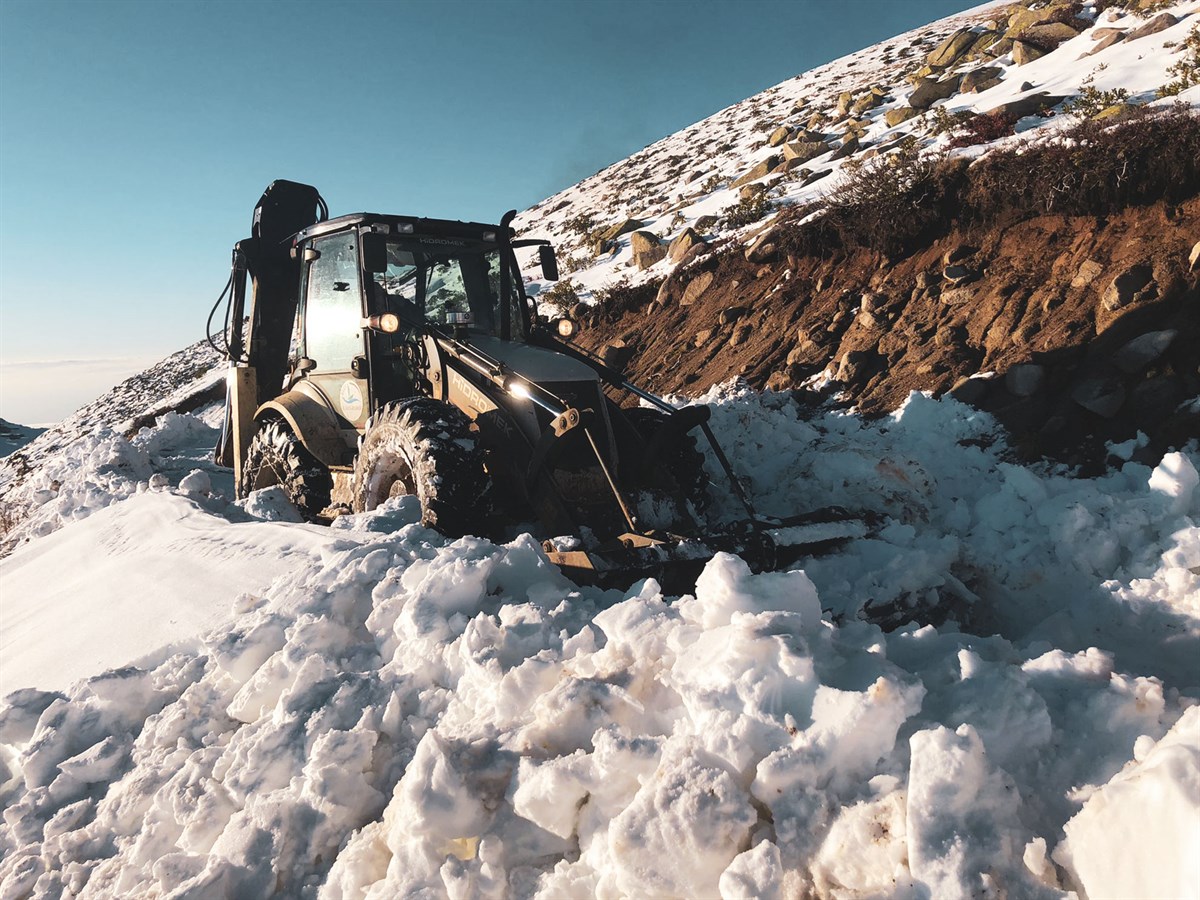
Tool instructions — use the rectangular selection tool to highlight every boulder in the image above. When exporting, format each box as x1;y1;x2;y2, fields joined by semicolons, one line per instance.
768;125;791;147
1006;364;1045;397
943;245;975;266
943;264;978;286
730;324;754;347
1090;27;1125;42
885;107;921;127
694;328;715;347
1071;260;1104;288
1072;377;1126;418
802;169;832;186
949;375;991;404
596;217;643;243
731;156;781;188
988;37;1016;58
857;309;884;330
680;271;714;306
927;28;978;67
907;65;942;85
1095;103;1139;121
1190;241;1200;272
1114;330;1176;373
668;228;705;263
965;30;1003;60
719;306;748;325
1018;22;1080;49
852;92;884;114
941;286;974;306
836;91;855;117
910;75;962;109
985;92;1066;119
781;140;829;163
600;340;633;372
1006;3;1076;37
835;349;880;384
1127;12;1177;41
654;279;673;306
1085;32;1125;56
694;215;718;232
739;183;767;200
830;137;860;160
1102;265;1154;311
791;128;825;143
774;157;808;174
961;67;1004;93
1012;41;1046;65
745;228;781;264
630;231;666;270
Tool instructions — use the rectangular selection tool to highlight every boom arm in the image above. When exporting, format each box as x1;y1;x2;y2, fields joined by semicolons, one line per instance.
214;180;326;467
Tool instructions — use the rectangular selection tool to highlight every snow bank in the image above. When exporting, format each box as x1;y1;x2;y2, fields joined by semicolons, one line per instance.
1;385;1196;898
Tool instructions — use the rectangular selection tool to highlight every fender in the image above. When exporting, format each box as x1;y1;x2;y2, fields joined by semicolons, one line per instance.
255;389;349;467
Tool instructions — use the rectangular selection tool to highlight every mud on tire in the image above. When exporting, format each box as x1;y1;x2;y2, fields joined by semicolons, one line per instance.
352;398;490;537
241;419;333;521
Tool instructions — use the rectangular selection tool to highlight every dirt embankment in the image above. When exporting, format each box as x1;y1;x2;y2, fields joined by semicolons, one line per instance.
579;147;1199;472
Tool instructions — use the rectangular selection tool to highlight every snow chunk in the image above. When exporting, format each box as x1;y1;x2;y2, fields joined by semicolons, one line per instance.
1056;706;1200;900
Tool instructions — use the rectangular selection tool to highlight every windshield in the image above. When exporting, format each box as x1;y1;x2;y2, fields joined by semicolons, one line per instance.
369;238;526;340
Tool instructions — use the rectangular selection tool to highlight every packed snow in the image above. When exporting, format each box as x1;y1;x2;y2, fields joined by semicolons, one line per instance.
1;381;1196;898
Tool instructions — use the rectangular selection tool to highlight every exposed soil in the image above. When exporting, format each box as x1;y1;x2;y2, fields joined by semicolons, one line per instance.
577;197;1199;472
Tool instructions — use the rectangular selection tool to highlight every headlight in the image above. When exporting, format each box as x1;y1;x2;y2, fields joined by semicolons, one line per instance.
362;314;400;333
556;317;577;339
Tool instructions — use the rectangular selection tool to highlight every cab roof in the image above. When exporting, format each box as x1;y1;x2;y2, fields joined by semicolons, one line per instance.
294;212;507;244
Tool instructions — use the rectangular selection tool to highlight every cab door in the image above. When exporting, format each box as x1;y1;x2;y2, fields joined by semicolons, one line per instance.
299;231;370;431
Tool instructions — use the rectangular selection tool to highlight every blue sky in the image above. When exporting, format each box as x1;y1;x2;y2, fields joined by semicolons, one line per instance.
0;0;972;424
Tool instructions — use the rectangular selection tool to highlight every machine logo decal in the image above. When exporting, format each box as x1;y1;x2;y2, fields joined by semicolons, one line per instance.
339;380;364;420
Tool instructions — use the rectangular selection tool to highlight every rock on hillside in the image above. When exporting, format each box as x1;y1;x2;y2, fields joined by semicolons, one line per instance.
573;110;1200;471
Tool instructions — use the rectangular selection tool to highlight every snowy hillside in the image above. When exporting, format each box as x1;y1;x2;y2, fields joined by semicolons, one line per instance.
512;0;1200;305
2;1;1199;898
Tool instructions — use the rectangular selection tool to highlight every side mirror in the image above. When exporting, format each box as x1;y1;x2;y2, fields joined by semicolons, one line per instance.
538;245;560;282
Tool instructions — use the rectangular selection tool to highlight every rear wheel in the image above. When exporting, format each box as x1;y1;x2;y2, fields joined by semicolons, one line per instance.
241;419;333;521
352;398;490;537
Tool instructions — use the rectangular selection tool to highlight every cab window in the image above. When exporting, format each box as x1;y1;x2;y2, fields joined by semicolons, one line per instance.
303;233;363;372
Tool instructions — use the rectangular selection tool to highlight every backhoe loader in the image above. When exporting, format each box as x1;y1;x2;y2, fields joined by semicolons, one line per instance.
211;180;861;585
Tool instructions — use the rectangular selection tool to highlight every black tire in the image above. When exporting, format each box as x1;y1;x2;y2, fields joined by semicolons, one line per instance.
352;398;490;537
241;419;333;521
626;407;711;516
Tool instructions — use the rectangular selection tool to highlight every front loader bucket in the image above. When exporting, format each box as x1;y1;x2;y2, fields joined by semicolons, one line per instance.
541;508;871;592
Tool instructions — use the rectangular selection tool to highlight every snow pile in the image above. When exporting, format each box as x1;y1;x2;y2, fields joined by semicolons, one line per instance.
0;339;223;528
0;407;227;555
1;386;1196;898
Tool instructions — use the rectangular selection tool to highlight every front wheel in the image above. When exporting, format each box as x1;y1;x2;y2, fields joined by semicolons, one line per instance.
352;398;490;537
241;419;333;521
